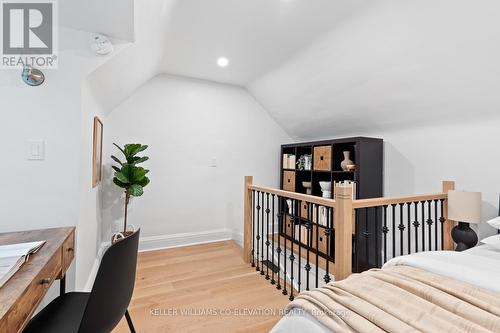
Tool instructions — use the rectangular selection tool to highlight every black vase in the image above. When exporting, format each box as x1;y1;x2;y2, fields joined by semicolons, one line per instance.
451;222;478;251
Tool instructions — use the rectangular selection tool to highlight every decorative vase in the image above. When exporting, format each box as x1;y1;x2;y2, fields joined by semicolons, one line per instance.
340;151;353;171
304;156;312;171
319;181;332;198
286;199;293;215
302;181;312;195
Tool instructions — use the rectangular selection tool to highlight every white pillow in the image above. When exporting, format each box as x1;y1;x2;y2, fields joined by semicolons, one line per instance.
486;216;500;230
481;234;500;250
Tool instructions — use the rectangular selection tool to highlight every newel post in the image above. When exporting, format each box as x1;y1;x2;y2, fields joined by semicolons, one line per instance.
243;176;253;263
442;180;456;251
333;184;354;281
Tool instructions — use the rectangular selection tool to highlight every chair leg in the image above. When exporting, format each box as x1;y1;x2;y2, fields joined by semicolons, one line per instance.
125;309;136;333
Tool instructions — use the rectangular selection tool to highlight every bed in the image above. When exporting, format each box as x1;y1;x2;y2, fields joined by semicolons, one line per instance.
270;243;500;333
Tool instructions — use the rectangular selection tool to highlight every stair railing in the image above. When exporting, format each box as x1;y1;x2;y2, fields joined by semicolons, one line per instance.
243;176;456;293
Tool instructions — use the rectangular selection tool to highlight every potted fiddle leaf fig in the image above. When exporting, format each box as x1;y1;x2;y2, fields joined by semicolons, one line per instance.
111;143;150;234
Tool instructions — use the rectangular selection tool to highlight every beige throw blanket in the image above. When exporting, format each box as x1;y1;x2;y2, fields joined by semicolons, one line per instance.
286;266;500;333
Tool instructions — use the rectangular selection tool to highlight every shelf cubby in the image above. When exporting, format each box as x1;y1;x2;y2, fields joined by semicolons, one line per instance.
279;136;384;273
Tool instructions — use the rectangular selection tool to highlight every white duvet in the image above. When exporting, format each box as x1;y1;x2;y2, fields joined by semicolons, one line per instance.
383;244;500;293
270;244;500;333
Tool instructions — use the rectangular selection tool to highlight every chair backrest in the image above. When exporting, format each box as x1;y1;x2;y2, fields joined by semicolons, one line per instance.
78;229;140;333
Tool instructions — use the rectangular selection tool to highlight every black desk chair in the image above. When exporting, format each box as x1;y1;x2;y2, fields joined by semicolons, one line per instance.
24;229;140;333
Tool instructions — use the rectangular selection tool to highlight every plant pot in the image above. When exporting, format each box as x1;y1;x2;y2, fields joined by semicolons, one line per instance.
302;181;312;195
304;156;312;171
319;181;332;198
111;231;135;244
340;151;354;171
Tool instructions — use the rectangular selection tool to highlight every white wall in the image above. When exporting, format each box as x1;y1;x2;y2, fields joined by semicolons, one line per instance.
336;117;500;240
0;27;129;298
101;75;292;246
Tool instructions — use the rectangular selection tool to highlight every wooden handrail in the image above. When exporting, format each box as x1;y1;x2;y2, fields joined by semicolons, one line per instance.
352;193;448;209
243;176;253;264
243;177;456;283
248;185;336;208
442;181;455;250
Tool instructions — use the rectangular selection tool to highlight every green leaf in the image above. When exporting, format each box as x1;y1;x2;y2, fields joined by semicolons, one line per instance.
130;156;149;165
124;144;141;157
131;145;148;156
114;171;129;184
112;166;121;173
138;176;150;187
144;169;150;174
131;167;146;182
122;163;134;176
113;143;125;156
127;184;144;197
113;177;128;189
111;155;123;166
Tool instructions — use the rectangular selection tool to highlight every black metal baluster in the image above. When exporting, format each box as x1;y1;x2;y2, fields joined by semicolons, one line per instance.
324;207;331;283
289;200;296;301
391;204;396;260
398;203;405;256
421;201;425;251
251;190;256;267
426;200;433;251
260;192;265;275
413;202;419;252
434;200;439;251
256;192;261;272
407;203;411;254
364;208;369;265
276;196;282;290
439;199;445;250
374;206;380;267
271;194;276;285
265;193;270;280
297;200;302;293
305;203;312;291
282;198;288;296
382;205;388;264
315;205;319;288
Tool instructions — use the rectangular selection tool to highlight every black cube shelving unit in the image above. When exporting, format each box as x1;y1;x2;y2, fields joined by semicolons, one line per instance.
279;136;384;273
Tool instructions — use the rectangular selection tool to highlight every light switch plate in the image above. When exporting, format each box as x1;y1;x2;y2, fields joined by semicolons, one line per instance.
26;141;45;160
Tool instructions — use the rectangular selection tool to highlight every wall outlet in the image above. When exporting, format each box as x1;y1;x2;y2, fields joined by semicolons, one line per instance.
112;220;122;233
26;141;45;160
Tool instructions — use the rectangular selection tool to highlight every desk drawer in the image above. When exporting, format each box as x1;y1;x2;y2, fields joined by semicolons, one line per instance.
61;231;75;276
6;252;61;333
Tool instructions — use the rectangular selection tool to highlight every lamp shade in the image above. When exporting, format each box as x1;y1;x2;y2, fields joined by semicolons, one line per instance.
448;190;482;224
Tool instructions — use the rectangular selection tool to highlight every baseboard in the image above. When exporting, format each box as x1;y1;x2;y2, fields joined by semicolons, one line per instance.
83;228;237;290
83;242;108;292
232;231;243;247
138;228;233;252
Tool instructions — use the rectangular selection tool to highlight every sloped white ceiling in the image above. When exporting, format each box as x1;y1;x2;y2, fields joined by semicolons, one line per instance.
60;0;135;41
159;0;369;86
248;0;500;139
75;0;500;139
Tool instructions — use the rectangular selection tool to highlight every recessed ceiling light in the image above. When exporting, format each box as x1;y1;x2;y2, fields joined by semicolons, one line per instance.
217;57;229;67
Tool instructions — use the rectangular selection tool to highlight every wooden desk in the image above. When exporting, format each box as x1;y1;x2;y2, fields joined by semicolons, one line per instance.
0;227;75;333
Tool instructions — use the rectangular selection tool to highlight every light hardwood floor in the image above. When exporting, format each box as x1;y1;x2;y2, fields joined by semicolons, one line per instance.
113;241;289;333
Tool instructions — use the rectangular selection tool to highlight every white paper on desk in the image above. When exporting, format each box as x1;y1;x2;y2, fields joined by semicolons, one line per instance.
0;240;46;288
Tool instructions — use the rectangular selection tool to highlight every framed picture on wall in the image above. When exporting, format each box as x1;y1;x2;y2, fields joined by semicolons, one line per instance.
92;117;103;187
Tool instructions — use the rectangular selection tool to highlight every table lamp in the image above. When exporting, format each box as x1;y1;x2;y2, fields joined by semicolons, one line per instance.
448;190;482;251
